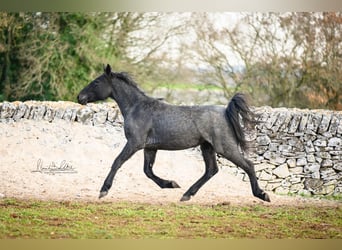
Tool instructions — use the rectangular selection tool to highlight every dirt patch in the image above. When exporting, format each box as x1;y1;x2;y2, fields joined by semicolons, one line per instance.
0;119;339;207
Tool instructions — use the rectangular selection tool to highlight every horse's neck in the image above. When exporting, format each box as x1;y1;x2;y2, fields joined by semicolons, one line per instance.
112;85;149;118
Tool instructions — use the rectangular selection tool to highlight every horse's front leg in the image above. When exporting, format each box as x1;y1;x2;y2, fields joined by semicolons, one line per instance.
99;141;140;199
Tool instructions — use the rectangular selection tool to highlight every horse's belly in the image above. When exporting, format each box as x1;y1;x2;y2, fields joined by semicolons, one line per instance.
145;130;201;150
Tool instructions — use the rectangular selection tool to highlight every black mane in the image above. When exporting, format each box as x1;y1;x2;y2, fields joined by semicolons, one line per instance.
113;72;137;87
112;72;148;97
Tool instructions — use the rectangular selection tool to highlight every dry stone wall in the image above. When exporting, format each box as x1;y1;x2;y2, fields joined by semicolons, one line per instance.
246;106;341;197
1;101;341;197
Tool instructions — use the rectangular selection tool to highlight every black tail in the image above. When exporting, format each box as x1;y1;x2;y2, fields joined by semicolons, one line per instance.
226;93;256;152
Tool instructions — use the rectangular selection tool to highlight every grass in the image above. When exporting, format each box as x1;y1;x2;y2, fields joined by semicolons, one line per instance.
0;198;341;239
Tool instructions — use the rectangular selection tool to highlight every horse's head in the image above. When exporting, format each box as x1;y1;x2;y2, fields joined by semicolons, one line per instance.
77;64;114;105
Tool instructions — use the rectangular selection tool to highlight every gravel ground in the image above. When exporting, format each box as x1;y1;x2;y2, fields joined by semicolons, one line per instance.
0;119;339;207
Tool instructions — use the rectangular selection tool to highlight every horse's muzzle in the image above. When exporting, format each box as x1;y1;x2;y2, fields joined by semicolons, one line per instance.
77;94;88;105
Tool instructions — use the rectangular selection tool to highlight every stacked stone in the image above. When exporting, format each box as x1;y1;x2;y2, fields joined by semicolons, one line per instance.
0;101;123;126
250;106;342;196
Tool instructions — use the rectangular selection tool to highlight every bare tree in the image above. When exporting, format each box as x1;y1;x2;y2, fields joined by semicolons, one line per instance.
106;13;191;83
187;12;342;110
279;12;342;109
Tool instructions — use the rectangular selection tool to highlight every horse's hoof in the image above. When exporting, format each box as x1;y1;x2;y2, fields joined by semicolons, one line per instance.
260;192;271;202
180;195;191;202
263;192;271;202
171;181;181;188
99;191;108;199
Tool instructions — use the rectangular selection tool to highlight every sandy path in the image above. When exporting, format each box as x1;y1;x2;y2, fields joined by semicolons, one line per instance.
0;119;339;207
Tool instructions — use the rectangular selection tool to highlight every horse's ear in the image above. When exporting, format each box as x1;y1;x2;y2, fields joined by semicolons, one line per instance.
104;64;112;75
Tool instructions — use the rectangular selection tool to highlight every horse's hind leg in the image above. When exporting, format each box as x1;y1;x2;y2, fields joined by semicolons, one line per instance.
227;151;270;202
143;149;181;188
180;142;218;201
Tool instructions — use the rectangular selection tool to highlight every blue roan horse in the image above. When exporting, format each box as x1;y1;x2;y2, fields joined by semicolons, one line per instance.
77;64;270;202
